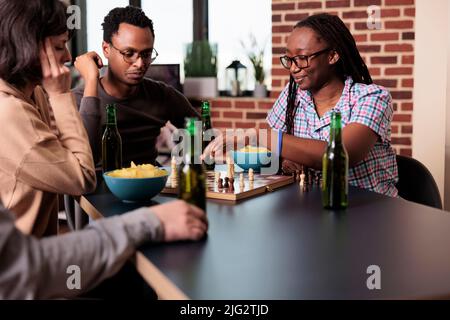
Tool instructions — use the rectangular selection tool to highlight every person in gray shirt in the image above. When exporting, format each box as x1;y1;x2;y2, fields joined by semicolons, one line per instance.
73;6;200;167
0;199;207;299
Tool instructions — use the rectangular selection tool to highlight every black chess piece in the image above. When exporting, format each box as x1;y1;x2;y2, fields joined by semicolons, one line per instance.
218;178;223;188
224;177;229;188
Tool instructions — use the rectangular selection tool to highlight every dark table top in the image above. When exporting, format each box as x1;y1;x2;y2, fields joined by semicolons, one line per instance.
83;178;450;299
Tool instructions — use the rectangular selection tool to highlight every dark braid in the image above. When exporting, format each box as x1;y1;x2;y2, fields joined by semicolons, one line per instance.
285;14;372;133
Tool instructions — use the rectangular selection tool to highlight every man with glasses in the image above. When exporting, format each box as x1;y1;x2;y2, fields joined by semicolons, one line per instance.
73;6;199;167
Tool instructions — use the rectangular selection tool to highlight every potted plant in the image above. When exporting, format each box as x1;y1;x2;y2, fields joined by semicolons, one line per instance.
183;40;218;98
241;34;267;98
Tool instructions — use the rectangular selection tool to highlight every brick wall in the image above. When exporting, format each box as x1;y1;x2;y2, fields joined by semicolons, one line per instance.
211;0;415;156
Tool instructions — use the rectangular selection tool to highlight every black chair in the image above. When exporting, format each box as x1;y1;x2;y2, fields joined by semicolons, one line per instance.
395;155;443;209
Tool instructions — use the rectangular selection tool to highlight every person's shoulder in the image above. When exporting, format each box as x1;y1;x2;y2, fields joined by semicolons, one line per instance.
350;79;391;101
142;78;182;94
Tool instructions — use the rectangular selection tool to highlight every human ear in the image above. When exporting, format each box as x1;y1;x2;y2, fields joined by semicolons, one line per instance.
102;41;110;58
329;50;340;65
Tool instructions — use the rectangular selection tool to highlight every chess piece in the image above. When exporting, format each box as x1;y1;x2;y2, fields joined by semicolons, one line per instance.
248;168;254;181
299;169;306;188
218;178;223;188
171;156;177;179
215;171;220;183
226;156;234;179
228;181;234;192
224;177;230;188
249;180;254;189
239;173;244;184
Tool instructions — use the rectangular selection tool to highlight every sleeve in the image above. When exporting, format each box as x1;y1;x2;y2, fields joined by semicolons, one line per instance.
266;84;289;132
3;93;96;196
348;87;394;142
73;88;102;167
166;87;201;128
0;206;164;299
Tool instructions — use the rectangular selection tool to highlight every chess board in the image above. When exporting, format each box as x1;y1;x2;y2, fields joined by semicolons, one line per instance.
161;166;294;202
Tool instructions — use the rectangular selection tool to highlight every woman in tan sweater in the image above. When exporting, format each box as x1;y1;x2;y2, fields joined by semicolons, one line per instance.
0;0;96;237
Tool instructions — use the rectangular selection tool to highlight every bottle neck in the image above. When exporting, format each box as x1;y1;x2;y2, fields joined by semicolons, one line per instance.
106;106;117;126
329;113;342;146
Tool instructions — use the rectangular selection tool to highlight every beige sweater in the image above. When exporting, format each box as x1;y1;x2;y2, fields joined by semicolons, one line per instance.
0;79;96;237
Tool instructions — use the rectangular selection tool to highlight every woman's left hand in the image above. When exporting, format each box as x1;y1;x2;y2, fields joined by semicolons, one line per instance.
40;38;71;97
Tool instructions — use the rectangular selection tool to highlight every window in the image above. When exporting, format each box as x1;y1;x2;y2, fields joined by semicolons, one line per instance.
86;0;129;61
209;0;272;91
141;0;193;78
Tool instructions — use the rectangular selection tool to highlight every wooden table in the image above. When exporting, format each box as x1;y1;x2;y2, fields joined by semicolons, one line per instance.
79;176;450;299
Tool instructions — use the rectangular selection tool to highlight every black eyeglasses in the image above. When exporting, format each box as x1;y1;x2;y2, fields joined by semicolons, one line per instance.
110;43;158;65
280;48;331;70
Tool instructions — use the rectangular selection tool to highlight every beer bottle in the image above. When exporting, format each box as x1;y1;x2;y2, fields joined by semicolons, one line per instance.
178;117;207;210
201;100;215;170
322;111;348;209
102;104;122;173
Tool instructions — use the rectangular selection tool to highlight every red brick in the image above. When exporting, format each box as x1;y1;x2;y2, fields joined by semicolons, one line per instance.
214;121;233;129
385;20;414;29
285;13;309;22
369;68;381;76
272;25;294;33
270;91;282;99
223;111;243;119
259;122;270;129
393;103;398;112
247;112;268;120
373;79;397;88
342;10;367;19
393;114;412;122
405;8;415;17
386;0;414;5
354;22;369;30
212;100;232;109
298;2;322;9
401;125;413;134
402;32;415;40
354;0;381;5
385;44;414;52
272;47;286;55
326;0;350;8
272;2;296;11
353;34;367;42
272;68;289;76
272;36;282;44
402;55;414;64
381;9;400;17
357;45;381;53
385;67;413;76
235;122;257;129
272;57;281;65
371;56;397;64
235;101;256;109
391;137;412;145
399;148;412;157
371;33;399;41
272;15;281;23
391;125;398;134
258;101;275;110
272;79;282;87
390;91;413;99
210;111;221;118
402;79;414;88
401;102;413;111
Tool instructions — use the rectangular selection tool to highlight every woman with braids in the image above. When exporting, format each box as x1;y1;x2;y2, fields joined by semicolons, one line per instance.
203;13;398;197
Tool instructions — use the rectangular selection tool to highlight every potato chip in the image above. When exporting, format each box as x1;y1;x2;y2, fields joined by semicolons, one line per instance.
107;163;168;178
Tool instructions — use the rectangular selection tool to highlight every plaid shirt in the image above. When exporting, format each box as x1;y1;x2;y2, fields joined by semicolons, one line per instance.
267;76;398;197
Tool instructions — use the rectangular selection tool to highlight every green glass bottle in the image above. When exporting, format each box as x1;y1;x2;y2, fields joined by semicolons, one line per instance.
201;100;215;171
322;111;349;209
102;104;122;173
178;117;207;210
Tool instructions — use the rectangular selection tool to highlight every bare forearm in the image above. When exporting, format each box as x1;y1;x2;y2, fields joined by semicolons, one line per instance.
281;134;327;170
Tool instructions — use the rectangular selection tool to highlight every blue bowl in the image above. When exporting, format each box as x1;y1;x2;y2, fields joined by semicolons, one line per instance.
232;150;272;172
103;170;169;202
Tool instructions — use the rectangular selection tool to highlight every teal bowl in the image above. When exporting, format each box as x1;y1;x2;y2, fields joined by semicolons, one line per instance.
232;150;272;172
103;170;169;202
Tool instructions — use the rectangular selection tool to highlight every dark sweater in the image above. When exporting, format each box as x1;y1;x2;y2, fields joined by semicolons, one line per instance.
73;78;199;167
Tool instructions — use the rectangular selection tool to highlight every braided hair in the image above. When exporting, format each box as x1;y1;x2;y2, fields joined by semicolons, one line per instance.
285;13;372;134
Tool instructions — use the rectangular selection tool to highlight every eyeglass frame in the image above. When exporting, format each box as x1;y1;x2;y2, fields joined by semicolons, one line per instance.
109;42;158;65
279;48;332;70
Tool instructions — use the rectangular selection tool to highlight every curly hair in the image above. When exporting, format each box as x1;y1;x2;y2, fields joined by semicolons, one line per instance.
0;0;71;88
102;6;154;43
285;13;372;134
